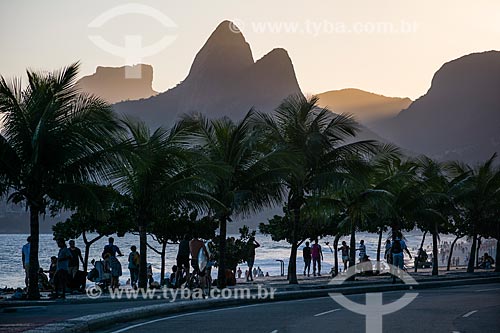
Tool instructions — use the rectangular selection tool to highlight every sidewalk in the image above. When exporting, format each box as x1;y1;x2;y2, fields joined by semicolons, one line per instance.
0;267;497;306
1;269;498;333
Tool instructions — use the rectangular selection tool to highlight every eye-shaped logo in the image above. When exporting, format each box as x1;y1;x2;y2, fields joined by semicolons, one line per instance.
88;3;177;78
329;263;419;333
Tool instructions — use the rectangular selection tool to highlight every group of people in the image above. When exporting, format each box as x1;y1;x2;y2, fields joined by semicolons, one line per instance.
22;237;86;299
300;233;413;282
173;234;212;288
302;239;324;276
21;236;147;298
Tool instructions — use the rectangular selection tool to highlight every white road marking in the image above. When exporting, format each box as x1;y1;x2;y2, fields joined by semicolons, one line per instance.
270;330;278;333
314;309;341;317
475;287;500;292
110;303;266;333
110;298;330;333
462;310;478;318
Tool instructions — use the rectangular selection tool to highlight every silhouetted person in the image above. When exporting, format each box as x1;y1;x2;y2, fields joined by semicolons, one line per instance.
303;241;312;276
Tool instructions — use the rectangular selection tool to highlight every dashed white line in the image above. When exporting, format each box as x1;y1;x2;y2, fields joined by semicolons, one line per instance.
314;309;341;317
462;310;478;318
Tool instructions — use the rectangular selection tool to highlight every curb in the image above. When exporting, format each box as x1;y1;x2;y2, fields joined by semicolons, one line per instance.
25;276;500;333
4;272;499;308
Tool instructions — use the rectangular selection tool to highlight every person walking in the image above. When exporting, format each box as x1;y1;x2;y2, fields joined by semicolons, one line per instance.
357;240;367;263
21;236;31;289
128;246;140;289
68;240;84;278
338;241;350;272
311;239;323;276
53;239;72;299
390;233;412;283
246;236;260;282
303;241;312;276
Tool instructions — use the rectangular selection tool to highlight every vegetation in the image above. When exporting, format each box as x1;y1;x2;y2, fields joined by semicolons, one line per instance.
0;63;125;299
0;64;498;295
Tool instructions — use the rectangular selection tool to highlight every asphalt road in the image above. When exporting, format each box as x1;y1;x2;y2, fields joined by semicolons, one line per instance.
0;299;166;332
100;283;500;333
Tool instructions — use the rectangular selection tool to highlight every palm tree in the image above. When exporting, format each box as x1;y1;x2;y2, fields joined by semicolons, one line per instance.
114;118;206;288
253;94;377;284
449;154;500;273
183;112;284;287
414;157;455;276
323;151;402;272
0;63;124;298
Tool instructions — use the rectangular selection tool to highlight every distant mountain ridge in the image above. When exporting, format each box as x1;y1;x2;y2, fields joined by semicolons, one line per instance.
77;64;157;103
113;21;302;126
371;51;500;163
316;88;412;125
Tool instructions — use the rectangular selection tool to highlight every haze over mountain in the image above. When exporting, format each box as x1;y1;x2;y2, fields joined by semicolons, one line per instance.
317;88;412;125
113;21;302;126
371;51;500;163
77;64;157;103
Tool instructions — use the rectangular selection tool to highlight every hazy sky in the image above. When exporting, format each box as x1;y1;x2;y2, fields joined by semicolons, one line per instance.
1;0;498;100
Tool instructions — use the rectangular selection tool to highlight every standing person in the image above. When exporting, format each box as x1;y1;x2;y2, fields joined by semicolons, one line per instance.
128;246;140;289
103;237;123;258
338;241;350;272
357;240;367;263
48;256;57;288
68;240;83;279
311;239;323;276
189;234;208;273
54;239;72;299
390;233;412;283
21;236;31;289
384;239;393;265
246;236;260;282
303;241;312;276
109;254;122;290
176;234;191;286
237;267;242;279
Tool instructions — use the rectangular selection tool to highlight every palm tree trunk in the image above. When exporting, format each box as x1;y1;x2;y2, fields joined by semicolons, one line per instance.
333;234;340;276
288;208;300;284
476;237;482;267
376;228;383;273
495;239;500;273
28;205;40;299
467;234;477;273
447;235;462;271
138;222;148;289
160;242;166;285
415;231;428;272
349;222;356;268
431;230;439;275
217;216;227;288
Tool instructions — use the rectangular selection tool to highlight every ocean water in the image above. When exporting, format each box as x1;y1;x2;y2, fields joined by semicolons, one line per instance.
1;232;496;289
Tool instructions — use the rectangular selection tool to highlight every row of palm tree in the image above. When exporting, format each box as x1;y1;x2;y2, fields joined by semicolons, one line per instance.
0;63;498;298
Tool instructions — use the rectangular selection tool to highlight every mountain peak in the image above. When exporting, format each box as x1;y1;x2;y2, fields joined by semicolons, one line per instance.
186;20;253;80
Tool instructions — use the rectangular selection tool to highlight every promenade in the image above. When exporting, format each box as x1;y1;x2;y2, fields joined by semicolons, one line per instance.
1;268;498;332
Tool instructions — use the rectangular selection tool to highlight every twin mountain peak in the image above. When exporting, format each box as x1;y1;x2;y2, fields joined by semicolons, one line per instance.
77;20;500;164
